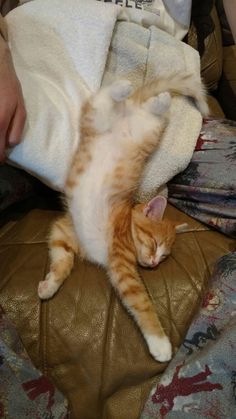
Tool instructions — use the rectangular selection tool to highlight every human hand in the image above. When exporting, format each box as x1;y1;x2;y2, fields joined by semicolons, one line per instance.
0;39;26;161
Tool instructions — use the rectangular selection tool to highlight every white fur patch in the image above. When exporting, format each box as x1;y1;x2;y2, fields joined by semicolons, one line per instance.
49;246;68;262
70;132;117;266
145;334;172;362
38;272;60;299
153;243;169;265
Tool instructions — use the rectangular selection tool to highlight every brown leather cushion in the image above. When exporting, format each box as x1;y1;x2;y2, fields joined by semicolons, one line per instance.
216;0;235;46
207;95;225;117
217;45;236;121
0;206;234;418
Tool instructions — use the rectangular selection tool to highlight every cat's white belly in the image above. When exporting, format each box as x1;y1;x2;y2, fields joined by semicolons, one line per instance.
71;188;109;265
70;133;122;266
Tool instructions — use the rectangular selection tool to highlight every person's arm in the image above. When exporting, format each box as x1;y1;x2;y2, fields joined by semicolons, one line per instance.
0;14;26;161
223;0;236;43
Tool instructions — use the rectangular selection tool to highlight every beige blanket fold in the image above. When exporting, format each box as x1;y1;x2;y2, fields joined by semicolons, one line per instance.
6;0;203;200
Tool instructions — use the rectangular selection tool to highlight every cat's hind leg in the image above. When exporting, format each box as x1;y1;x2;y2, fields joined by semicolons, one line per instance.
144;92;171;115
108;259;172;362
110;79;133;102
38;213;79;300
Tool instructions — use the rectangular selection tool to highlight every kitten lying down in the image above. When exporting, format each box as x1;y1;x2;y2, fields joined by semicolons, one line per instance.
38;75;208;362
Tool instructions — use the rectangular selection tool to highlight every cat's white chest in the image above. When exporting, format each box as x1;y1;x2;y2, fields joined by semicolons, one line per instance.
70;132;122;266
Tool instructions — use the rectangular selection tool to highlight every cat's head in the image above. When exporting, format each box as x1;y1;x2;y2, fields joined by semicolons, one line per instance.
131;195;188;268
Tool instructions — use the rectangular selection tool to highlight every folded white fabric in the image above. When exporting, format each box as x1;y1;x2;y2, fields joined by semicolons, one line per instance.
19;0;192;39
97;0;192;39
103;20;202;201
6;0;202;200
7;0;121;189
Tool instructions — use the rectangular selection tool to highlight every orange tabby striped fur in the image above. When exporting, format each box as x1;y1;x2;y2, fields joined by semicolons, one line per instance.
38;75;207;362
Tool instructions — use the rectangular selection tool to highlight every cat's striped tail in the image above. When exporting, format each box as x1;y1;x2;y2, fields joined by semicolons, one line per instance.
132;73;209;117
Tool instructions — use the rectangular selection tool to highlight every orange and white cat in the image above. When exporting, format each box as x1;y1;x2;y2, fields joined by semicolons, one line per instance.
38;75;208;362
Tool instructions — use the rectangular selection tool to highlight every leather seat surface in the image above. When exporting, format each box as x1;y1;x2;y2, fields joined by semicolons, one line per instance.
0;206;234;418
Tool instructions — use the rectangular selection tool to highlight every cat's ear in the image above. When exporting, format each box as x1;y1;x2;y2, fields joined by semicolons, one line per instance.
143;195;167;221
175;222;189;233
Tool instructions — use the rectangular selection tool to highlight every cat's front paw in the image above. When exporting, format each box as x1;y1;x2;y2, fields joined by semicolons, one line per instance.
38;273;60;300
146;334;172;362
110;80;133;102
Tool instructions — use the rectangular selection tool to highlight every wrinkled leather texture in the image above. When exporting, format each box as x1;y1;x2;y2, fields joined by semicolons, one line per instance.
0;206;234;418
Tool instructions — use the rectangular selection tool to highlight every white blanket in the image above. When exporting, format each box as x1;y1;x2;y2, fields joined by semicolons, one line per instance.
6;0;202;201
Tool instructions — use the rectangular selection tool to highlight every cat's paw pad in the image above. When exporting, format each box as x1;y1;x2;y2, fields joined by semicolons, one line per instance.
146;334;172;362
110;80;133;102
38;273;59;300
147;92;171;115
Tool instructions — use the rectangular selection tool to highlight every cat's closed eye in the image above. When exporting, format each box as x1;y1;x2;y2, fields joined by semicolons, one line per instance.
151;238;157;252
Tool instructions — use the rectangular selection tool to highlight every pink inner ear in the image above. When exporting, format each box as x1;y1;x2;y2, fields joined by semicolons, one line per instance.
143;195;167;221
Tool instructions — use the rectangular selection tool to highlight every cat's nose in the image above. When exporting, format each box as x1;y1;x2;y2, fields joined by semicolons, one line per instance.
151;257;159;267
